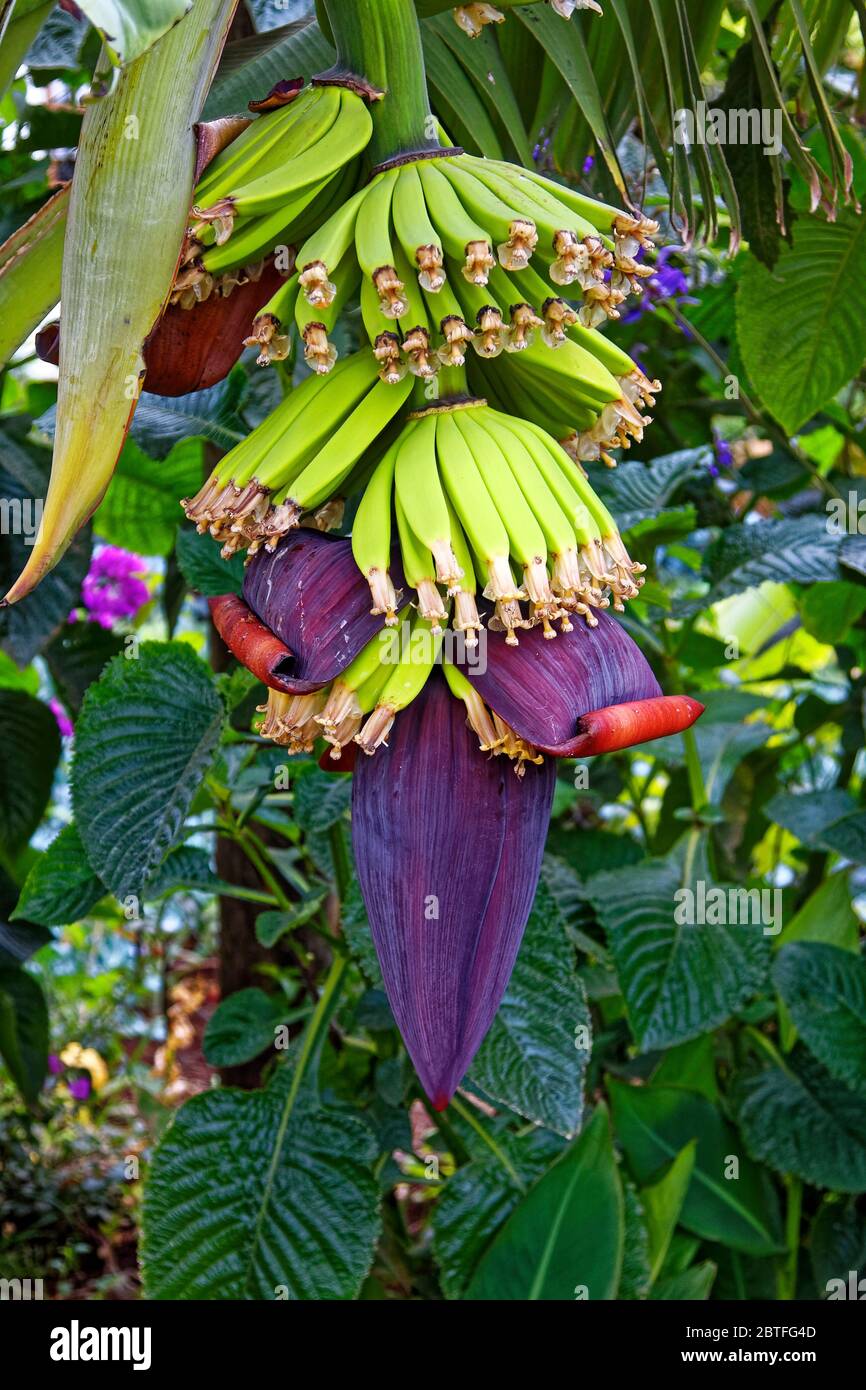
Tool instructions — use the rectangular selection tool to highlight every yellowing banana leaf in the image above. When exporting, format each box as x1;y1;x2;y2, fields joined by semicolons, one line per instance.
3;0;236;606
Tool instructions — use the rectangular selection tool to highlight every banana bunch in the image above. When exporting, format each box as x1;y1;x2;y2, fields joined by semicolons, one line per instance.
252;150;658;460
256;611;540;769
170;83;372;315
256;612;438;757
182;348;411;557
351;397;644;647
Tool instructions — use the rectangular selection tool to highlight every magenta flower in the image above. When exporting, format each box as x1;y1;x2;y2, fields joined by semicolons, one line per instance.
81;545;149;629
211;531;703;1108
67;1075;92;1101
49;697;74;738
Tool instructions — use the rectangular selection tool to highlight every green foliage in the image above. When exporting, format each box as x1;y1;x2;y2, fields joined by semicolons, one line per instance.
141;1070;381;1300
71;643;224;898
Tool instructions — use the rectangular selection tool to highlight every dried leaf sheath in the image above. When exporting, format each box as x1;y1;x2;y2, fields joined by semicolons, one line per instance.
3;0;237;606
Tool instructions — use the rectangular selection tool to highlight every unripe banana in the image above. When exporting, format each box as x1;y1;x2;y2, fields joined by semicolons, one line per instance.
455;408;555;624
351;437;403;623
439;160;537;272
395;494;448;630
355;167;406;318
355;614;442;753
417;159;495;284
393;164;446;292
394;413;462;584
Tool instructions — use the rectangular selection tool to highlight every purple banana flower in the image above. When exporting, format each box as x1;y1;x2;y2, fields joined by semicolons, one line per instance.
211;530;703;1109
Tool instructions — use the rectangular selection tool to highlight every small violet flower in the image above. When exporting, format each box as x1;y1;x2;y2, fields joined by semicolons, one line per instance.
81;545;148;629
622;245;697;323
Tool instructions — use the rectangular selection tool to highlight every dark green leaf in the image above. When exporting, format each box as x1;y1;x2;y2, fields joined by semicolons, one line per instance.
587;855;769;1051
465;1104;624;1300
94;438;202;557
256;891;328;947
175;525;245;596
773;943;866;1094
764;789;866;864
71;642;224;898
141;1070;381;1298
610;1080;784;1256
44;621;124;716
469;879;589;1138
203;987;287;1067
736;1049;866;1193
737;211;866;434
0;690;61;854
0;966;48;1104
12;823;105;927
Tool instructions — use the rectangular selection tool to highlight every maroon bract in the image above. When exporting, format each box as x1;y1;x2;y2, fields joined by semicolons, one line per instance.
352;673;555;1109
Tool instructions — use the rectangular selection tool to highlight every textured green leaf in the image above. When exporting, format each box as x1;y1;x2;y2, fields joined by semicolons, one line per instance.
12;823;105;928
0;966;48;1104
465;1105;623;1300
0;690;61;855
619;1181;652;1300
593;447;708;534
203;987;287;1068
432;1128;564;1301
587;855;769;1051
764;789;866;864
736;1049;866;1193
71;642;224;898
94;438;202;557
469;879;589;1138
293;766;352;834
610;1080;783;1256
737;212;866;434
141;1071;380;1299
811;1197;866;1298
773;944;866;1094
126;371;248;460
775;871;859;954
143;845;223;899
703;517;839;602
255;891;328;947
175;525;245;597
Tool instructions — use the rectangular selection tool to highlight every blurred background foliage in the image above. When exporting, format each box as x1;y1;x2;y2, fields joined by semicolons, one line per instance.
1;0;866;1301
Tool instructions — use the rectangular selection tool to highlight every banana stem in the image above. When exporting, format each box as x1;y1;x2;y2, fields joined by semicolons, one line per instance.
323;0;438;165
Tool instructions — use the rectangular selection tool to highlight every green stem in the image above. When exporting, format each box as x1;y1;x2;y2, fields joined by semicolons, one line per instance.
449;1095;526;1190
778;1176;802;1301
323;0;438;164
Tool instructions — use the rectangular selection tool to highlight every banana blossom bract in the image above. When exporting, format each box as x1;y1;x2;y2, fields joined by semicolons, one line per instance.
211;529;703;1108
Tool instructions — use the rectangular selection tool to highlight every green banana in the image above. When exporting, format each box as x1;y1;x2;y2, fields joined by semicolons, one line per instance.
351;437;402;623
244;274;299;366
355;613;442;754
395;494;448;630
439;160;537;271
297;180;373;306
434;409;522;641
392;163;445;292
416;159;495;284
455;407;555;620
295;251;361;374
394;413;462;585
355;167;406;318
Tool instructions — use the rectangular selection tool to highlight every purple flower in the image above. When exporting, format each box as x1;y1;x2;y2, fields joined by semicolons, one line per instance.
67;1075;91;1101
713;430;733;472
49;697;74;738
48;1053;63;1075
81;545;148;629
582;155;595;175
210;534;704;1109
622;246;696;323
